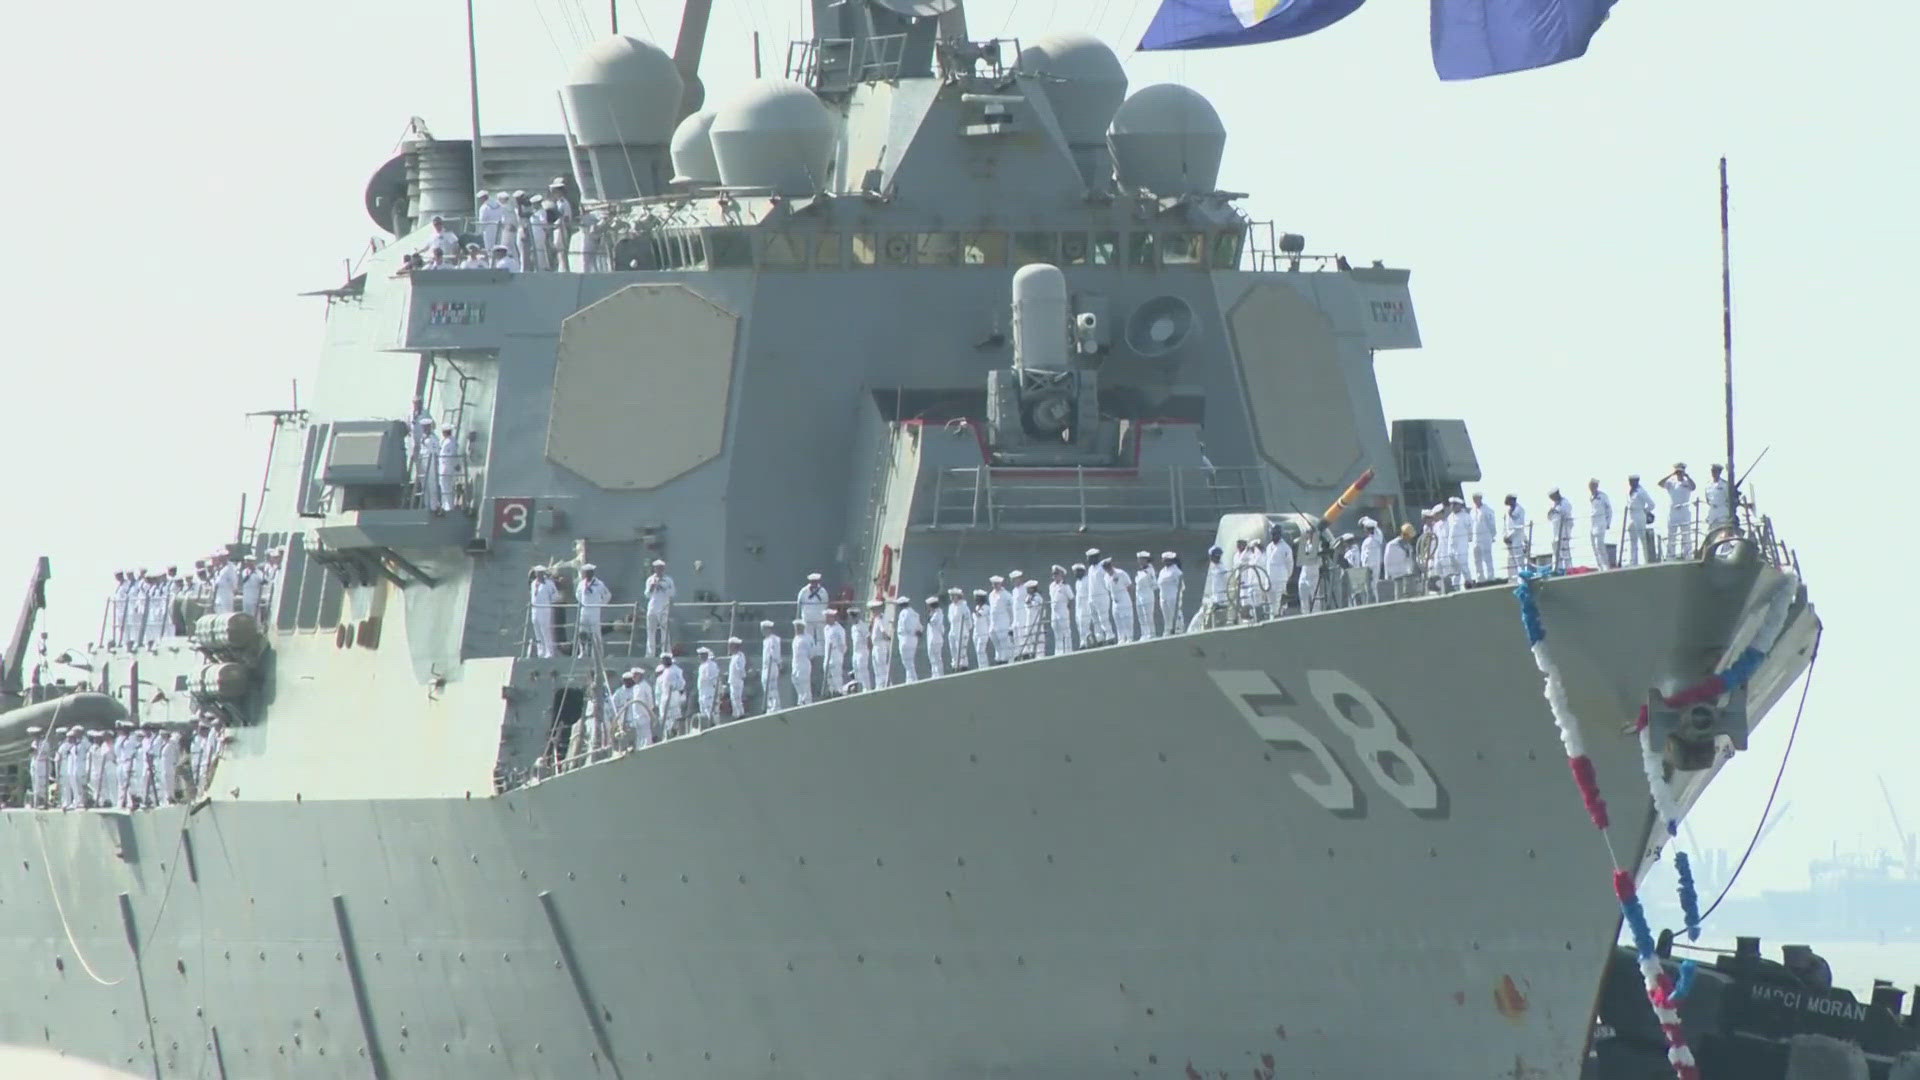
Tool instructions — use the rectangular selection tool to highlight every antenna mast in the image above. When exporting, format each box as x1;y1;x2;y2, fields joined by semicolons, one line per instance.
1720;157;1736;505
466;0;485;196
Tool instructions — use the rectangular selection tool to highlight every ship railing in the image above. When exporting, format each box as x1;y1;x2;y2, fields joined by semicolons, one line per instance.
1241;221;1357;273
922;465;1262;531
521;599;815;666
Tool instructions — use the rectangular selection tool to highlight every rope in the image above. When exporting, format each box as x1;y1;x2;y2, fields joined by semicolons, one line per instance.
35;817;123;987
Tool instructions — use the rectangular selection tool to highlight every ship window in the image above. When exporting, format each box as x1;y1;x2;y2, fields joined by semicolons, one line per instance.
708;229;752;269
1212;228;1245;269
760;233;807;269
1060;232;1090;265
294;555;326;629
1012;231;1057;265
851;232;879;266
1091;231;1119;266
1128;231;1156;269
276;535;307;632
687;233;705;267
882;233;914;266
814;231;843;268
962;232;1006;266
1161;231;1205;266
915;232;961;266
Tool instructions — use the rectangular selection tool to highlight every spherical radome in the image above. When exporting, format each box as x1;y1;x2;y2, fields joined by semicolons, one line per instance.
671;109;720;184
1107;83;1226;195
1017;34;1127;146
563;35;685;147
708;80;836;196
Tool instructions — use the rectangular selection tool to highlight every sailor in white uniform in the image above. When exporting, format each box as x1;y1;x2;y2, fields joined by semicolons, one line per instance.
489;245;520;272
1382;524;1417;599
1704;463;1733;530
643;560;675;656
923;597;947;677
850;607;873;691
1158;552;1185;630
157;729;183;806
576;563;611;654
986;577;1014;661
142;572;170;646
1049;566;1075;655
694;647;719;729
759;621;783;712
127;727;152;809
1104;557;1135;643
87;730;112;807
1084;552;1115;645
1625;474;1657;566
796;573;830;654
1357;518;1385;603
113;721;137;808
1587;479;1615;569
425;216;463;258
57;727;86;810
654;653;687;738
25;726;49;808
725;637;747;720
969;590;992;669
868;600;894;688
790;619;816;705
237;555;265;619
1070;564;1092;648
1660;463;1696;559
1445;498;1472;591
528;566;558;658
478;190;505;251
107;572;129;648
432;424;462;514
1546;488;1575;572
1018;580;1046;658
1503;495;1530;576
893;597;921;683
629;664;658;748
821;608;848;695
946;588;972;671
1129;553;1157;639
608;669;637;745
1006;571;1030;656
1190;546;1229;630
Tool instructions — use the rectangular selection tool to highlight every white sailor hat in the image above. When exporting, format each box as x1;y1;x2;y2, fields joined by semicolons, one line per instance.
727;636;743;645
1071;562;1087;571
1023;579;1039;589
465;241;483;251
948;586;964;595
1207;545;1222;557
1137;550;1152;559
580;563;596;571
475;189;489;198
651;559;666;567
925;596;940;605
550;177;567;187
989;575;1004;584
807;572;822;581
491;244;509;253
115;719;133;729
971;588;988;597
511;189;526;198
622;667;640;678
1429;504;1446;516
24;725;40;734
1449;496;1466;505
1051;564;1067;575
759;619;776;628
867;598;885;608
1358;516;1376;528
1008;569;1024;579
441;423;454;431
68;725;85;734
696;646;712;656
1162;550;1177;559
1339;532;1355;541
889;595;907;604
1085;548;1101;559
658;651;673;661
824;607;839;616
242;553;257;562
532;564;548;573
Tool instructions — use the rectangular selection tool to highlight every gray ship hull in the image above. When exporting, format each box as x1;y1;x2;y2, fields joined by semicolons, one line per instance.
2;561;1815;1079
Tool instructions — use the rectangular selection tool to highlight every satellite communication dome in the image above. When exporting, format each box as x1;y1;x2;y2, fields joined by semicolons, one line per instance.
562;35;685;148
1107;83;1226;196
670;109;720;184
708;80;836;196
1017;34;1128;147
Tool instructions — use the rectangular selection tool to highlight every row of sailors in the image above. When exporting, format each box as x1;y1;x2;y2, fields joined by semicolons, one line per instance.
407;182;584;275
527;561;669;659
18;718;228;811
106;551;278;650
407;409;467;515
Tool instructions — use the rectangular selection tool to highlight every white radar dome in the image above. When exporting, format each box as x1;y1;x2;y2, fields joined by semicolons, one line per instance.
670;109;720;184
562;35;685;148
1107;83;1226;196
1017;34;1128;147
709;80;836;196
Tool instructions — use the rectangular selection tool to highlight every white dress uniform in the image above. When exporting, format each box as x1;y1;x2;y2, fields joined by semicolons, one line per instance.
629;672;658;747
143;579;170;643
529;575;558;657
114;728;137;808
1107;565;1135;642
157;732;182;805
124;576;149;647
760;627;783;711
1504;502;1530;576
1589;489;1615;569
412;426;438;505
1262;541;1291;619
86;736;111;807
1358;526;1384;602
1084;568;1113;645
1661;471;1696;557
1294;536;1322;613
643;569;675;655
790;624;816;705
1446;507;1472;588
27;729;50;808
696;656;720;723
1382;535;1415;597
1546;495;1575;571
1468;500;1497;582
577;574;611;651
1050;578;1076;654
608;680;634;743
1017;584;1044;657
58;733;85;809
1133;563;1158;638
237;565;264;619
726;646;748;719
433;430;462;512
655;661;687;736
1704;476;1732;529
108;576;131;647
479;193;506;251
894;603;921;683
1158;559;1185;631
946;593;972;670
924;602;947;677
822;618;848;693
987;584;1014;660
126;731;151;808
850;618;873;690
796;578;830;652
970;597;993;668
1625;483;1657;565
1072;570;1093;647
869;612;894;689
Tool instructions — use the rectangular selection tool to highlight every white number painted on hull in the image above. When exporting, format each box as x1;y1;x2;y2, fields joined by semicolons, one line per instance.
1305;669;1440;814
1208;671;1358;814
1211;669;1445;818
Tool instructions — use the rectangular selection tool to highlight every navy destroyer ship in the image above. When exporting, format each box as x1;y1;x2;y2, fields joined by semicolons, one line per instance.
0;0;1819;1075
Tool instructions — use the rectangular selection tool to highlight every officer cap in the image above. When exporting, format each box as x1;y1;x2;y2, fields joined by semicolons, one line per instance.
807;572;822;581
1161;551;1177;559
759;619;775;629
726;636;742;645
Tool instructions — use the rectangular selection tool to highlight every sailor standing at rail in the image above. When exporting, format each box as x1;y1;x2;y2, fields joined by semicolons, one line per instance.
1704;463;1733;531
432;424;462;515
694;648;719;729
1129;553;1156;639
528;566;558;658
1261;533;1290;619
1048;566;1075;655
1157;552;1185;631
123;568;149;649
410;415;437;507
158;728;183;806
1358;518;1385;604
1005;572;1030;657
790;619;816;705
868;600;894;688
1015;580;1042;658
477;189;503;251
986;577;1014;661
796;573;829;655
1069;564;1091;649
1190;546;1228;630
894;597;921;682
1468;493;1497;584
237;555;264;620
608;669;637;745
1085;552;1116;645
725;637;747;720
759;621;782;712
849;607;872;690
57;727;86;810
820;608;847;694
1660;463;1696;558
1587;479;1614;570
86;730;111;808
643;560;675;656
969;590;993;670
544;179;574;272
1546;489;1575;572
1101;557;1132;643
576;564;610;655
655;653;687;738
1625;474;1657;565
1295;529;1323;614
1445;498;1472;591
124;726;150;809
1383;524;1416;600
107;572;129;648
1503;495;1530;577
923;597;947;677
25;726;49;808
945;588;972;671
113;720;136;808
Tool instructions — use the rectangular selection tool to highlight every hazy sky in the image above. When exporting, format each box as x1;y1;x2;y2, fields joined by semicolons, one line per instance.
2;0;1912;898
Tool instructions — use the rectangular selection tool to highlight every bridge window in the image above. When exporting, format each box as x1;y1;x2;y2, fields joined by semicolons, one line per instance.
760;233;807;269
851;232;879;267
814;231;843;268
962;232;1006;266
1128;231;1156;269
1212;227;1245;269
882;233;914;266
1091;231;1120;266
915;232;961;266
1013;231;1057;264
1061;232;1090;265
1161;231;1205;266
708;229;752;269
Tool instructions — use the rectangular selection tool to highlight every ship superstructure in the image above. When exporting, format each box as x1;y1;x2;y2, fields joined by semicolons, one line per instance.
0;1;1819;1076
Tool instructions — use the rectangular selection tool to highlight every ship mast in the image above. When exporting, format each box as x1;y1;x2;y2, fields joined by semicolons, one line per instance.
1720;156;1736;505
465;0;485;194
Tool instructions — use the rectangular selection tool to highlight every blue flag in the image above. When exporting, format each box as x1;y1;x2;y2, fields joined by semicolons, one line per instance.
1139;0;1366;52
1430;0;1619;80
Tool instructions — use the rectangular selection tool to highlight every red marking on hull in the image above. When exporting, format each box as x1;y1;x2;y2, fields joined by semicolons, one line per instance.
1494;974;1531;1020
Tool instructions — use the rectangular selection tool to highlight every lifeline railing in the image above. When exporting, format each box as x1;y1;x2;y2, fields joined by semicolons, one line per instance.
922;465;1263;531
